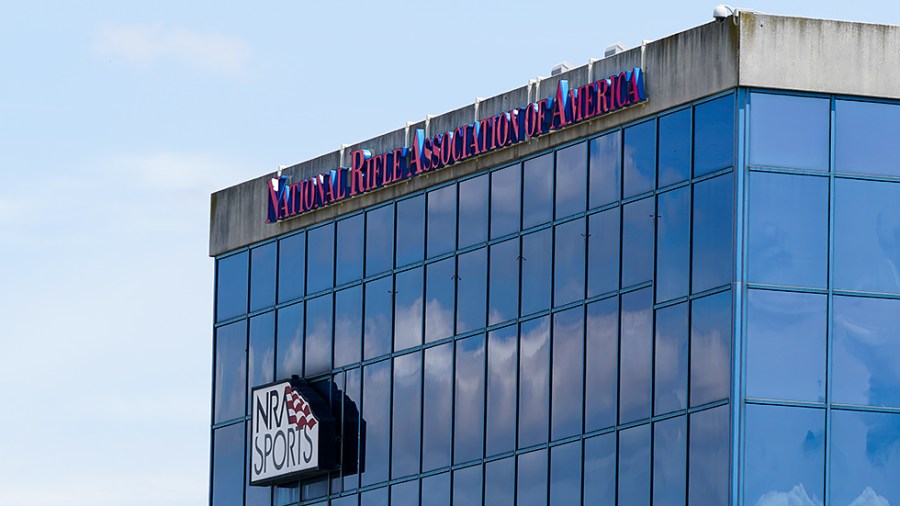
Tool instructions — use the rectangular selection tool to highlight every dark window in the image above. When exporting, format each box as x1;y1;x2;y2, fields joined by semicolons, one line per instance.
425;258;455;343
653;416;687;506
423;343;453;472
394;267;424;351
247;312;274;414
211;423;244;506
654;302;688;415
486;325;518;456
553;218;586;307
690;291;731;406
343;368;362;491
366;205;394;277
452;465;482;506
336;214;364;286
334;286;362;368
622;197;655;287
688;405;730;505
694;94;735;176
555;141;587;219
217;251;248;322
519;316;550;448
456;248;487;334
749;92;830;171
392;352;421;479
304;294;332;376
521;229;552;316
454;334;485;464
623;119;656;198
396;195;425;268
583;433;616;505
523;153;553;229
589;131;621;208
658;108;692;186
620;288;652;423
278;233;305;304
517;449;548;506
489;238;519;326
550;441;581;506
249;243;276;312
364;276;392;360
618;423;651;506
307;224;334;294
836;99;900;177
485;457;515;506
275;302;303;378
427;184;457;258
361;360;391;486
301;472;328;501
656;187;690;302
587;207;620;297
692;173;733;293
551;307;583;439
830;410;900;505
490;164;521;239
458;174;489;248
215;321;246;424
585;297;618;432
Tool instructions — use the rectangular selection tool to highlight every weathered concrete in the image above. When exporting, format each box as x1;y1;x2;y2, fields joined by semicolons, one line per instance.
212;13;900;256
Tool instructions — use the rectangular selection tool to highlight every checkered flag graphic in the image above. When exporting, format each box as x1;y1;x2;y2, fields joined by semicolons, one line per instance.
284;386;318;431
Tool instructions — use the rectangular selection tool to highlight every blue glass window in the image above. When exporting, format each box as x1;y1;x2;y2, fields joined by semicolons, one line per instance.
521;229;551;316
278;233;305;304
427;184;457;258
834;179;900;294
489;238;519;326
833;295;900;408
658;108;691;186
456;248;487;334
690;290;731;406
624;119;656;198
692;173;733;293
392;352;421;479
620;288;652;423
217;251;248;322
487;325;518;456
555;141;587;219
394;267;423;351
361;488;388;506
366;205;394;276
361;360;391;486
836;99;900;177
211;423;244;506
336;214;364;285
304;294;332;376
583;433;616;505
749;172;828;288
396;195;425;268
454;334;485;464
307;224;334;294
653;416;686;506
656;187;690;302
830;410;900;505
744;404;825;506
422;472;450;506
523;153;553;229
301;471;328;501
485;457;515;506
688;405;729;505
245;424;271;506
423;343;452;471
275;302;303;378
550;441;581;506
334;286;362;368
452;465;482;506
249;243;276;312
749;92;830;170
490;164;521;239
364;276;392;360
553;218;586;307
622;197;655;287
425;258;455;343
391;480;419;506
551;307;583;439
589;130;621;208
694;94;735;176
585;297;618;432
343;368;362;491
332;496;357;506
747;289;826;402
459;174;489;248
517;449;548;506
247;312;274;414
654;302;688;415
587;207;619;297
215;321;246;423
618;423;651;506
519;316;550;448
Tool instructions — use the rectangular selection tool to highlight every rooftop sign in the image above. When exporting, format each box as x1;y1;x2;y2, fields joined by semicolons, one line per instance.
267;67;647;222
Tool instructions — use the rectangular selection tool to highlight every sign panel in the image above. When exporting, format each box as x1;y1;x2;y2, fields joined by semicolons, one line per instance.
249;378;335;486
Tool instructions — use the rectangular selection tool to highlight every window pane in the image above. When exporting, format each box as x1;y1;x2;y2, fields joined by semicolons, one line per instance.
485;457;515;506
248;312;274;415
589;131;621;208
366;205;394;276
833;295;900;408
336;214;364;285
276;302;303;378
521;229;552;315
620;288;652;424
692;173;733;293
211;423;244;506
694;94;735;176
396;195;425;268
586;297;618;432
278;233;305;304
454;334;485;464
425;258;455;343
836;99;900;177
550;441;581;506
364;276;392;360
654;302;688;415
624;119;656;198
307;224;334;294
622;197;655;287
335;286;362;368
688;405;730;506
834;179;900;294
391;480;419;506
392;352;421;479
332;496;357;506
394;267;423;351
423;343;453;471
745;405;825;506
427;185;457;258
653;416;686;506
249;243;276;311
555;141;587;219
457;248;487;334
422;472;450;506
487;325;518;456
588;207;620;297
553;218;586;307
459;174;489;248
245;423;271;506
690;290;731;406
217;251;248;322
519;316;550;448
361;488;388;506
749;93;830;170
523;153;553;229
749;172;828;288
489;238;519;326
747;290;826;402
361;360;391;486
517;450;548;506
343;368;362;492
305;294;332;376
452;465;482;506
301;472;328;501
618;424;651;506
491;164;521;239
584;433;616;505
830;410;900;505
656;187;690;302
658;108;691;186
215;321;246;423
551;307;583;439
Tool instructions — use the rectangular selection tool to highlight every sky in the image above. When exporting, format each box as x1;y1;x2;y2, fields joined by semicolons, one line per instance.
2;1;900;505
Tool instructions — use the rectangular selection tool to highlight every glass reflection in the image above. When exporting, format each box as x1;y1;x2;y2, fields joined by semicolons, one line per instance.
553;218;586;307
692;173;733;293
362;360;391;486
749;92;830;171
361;488;388;506
551;307;583;439
425;258;455;342
485;457;515;506
658;108;691;186
394;267;423;351
655;303;688;415
688;405;729;505
517;449;548;506
519;316;550;448
391;480;419;506
836;99;900;177
584;433;616;505
343;368;361;491
334;286;362;368
422;473;450;506
489;239;519;325
332;496;357;506
491;164;521;239
690;291;731;407
217;251;248;322
307;224;334;294
454;334;485;464
694;94;735;176
249;243;276;312
620;288;652;423
656;187;690;302
622;197;655;287
364;276;392;360
618;423;651;506
555;141;587;219
305;294;332;376
456;249;487;334
589;130;621;208
653;416;686;506
336;214;364;285
586;297;618;431
392;352;421;479
215;321;246;424
278;233;305;304
396;195;425;268
830;410;900;505
523;153;553;229
588;208;620;297
427;184;457;258
624;119;656;198
211;423;244;506
458;174;489;248
550;441;581;506
366;205;394;276
276;302;303;378
521;229;551;316
487;325;518;456
248;313;274;415
452;465;482;506
423;344;453;471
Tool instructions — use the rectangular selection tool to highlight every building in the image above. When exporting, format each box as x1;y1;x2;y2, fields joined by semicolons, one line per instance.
208;12;900;506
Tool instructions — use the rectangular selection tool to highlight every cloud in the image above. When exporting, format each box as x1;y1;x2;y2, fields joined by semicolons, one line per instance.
849;487;891;506
754;484;823;506
94;23;251;75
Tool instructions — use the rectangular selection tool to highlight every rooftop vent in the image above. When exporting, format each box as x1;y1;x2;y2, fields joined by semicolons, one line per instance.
604;43;626;57
550;62;572;76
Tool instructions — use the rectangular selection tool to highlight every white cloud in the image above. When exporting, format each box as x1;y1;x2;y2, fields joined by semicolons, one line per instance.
94;23;251;75
849;487;891;506
754;484;823;506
